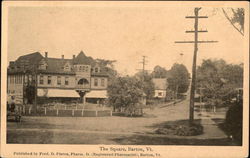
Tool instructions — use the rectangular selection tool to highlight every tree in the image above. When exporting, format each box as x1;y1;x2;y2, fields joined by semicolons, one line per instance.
151;65;169;78
220;63;243;88
197;60;225;110
107;76;145;116
196;59;243;109
134;71;155;100
167;63;190;98
96;59;118;81
222;8;244;36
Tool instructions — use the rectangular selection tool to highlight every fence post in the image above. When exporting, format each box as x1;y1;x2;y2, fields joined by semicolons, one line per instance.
29;107;31;115
95;110;98;117
72;109;74;116
45;107;47;116
110;110;112;116
56;109;59;116
81;109;84;117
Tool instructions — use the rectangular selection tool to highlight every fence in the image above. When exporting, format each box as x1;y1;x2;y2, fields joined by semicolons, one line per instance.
21;104;112;117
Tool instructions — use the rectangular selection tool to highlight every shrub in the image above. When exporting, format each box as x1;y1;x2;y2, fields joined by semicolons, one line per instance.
175;124;203;136
225;100;243;145
155;120;203;136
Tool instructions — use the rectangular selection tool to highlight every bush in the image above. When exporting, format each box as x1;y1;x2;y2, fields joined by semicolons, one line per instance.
225;100;243;145
175;124;203;136
155;120;203;136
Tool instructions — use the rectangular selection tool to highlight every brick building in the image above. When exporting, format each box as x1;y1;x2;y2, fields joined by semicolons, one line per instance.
7;51;109;105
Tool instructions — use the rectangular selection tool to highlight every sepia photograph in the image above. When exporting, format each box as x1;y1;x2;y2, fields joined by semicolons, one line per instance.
1;1;249;158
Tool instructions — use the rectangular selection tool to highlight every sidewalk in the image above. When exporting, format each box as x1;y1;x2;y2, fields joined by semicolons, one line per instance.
200;119;227;139
197;111;228;139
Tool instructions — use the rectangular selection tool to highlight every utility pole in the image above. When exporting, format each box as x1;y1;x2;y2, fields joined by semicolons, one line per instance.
175;7;218;124
138;55;148;82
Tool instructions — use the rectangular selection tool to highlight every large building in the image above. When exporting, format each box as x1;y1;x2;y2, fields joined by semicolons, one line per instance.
7;51;109;105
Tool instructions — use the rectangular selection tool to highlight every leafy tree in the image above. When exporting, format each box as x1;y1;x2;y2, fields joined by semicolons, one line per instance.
196;59;243;108
134;71;155;100
167;63;190;97
96;59;118;81
151;65;169;78
107;76;144;116
197;60;226;108
220;63;243;88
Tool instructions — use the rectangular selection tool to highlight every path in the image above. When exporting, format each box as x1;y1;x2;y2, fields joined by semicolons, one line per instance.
197;110;228;139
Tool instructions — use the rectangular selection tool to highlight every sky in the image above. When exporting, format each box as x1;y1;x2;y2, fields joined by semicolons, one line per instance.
7;3;246;75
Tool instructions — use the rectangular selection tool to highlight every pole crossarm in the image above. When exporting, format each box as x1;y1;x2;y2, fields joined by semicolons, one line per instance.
175;40;218;43
185;16;208;18
186;30;208;33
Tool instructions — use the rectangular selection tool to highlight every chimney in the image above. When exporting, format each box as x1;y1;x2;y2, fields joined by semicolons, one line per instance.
62;55;64;59
73;55;75;59
45;52;48;58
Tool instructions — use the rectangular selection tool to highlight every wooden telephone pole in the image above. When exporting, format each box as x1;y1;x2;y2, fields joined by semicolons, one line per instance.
175;7;218;124
138;55;148;82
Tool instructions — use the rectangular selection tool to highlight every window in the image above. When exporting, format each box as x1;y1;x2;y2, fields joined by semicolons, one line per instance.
39;75;44;85
24;75;28;84
158;92;163;96
65;77;69;85
16;75;18;84
28;75;32;83
12;76;14;84
79;66;82;71
94;78;98;86
94;67;99;73
64;63;70;71
57;76;61;85
48;76;51;85
14;75;17;84
101;79;105;87
85;66;88;72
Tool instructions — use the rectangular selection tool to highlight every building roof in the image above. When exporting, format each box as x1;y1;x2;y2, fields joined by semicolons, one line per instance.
8;52;44;73
16;52;44;65
73;51;96;66
152;78;167;90
8;51;109;76
40;58;75;75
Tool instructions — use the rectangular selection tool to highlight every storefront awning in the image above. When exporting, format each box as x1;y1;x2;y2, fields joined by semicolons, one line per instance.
85;90;107;99
37;89;80;98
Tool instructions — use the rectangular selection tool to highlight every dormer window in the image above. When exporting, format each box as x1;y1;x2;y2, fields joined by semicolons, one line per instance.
38;59;48;70
64;62;71;71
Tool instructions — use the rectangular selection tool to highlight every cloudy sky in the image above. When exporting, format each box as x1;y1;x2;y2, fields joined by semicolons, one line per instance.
7;2;247;75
